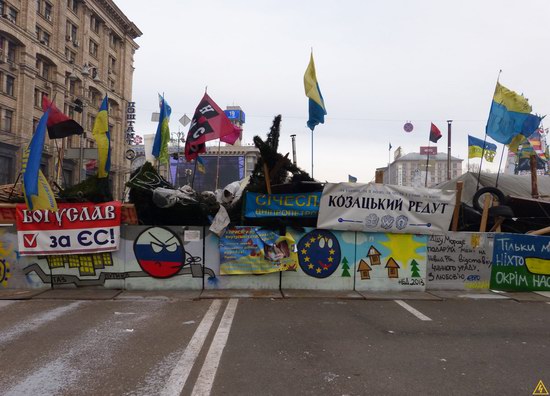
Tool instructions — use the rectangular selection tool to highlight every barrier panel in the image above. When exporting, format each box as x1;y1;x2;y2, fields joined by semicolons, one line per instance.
354;233;428;292
426;232;493;290
491;233;550;291
204;230;280;290
281;228;356;290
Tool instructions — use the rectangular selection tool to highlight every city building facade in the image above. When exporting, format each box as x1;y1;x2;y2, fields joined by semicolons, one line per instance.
378;146;463;187
0;0;141;199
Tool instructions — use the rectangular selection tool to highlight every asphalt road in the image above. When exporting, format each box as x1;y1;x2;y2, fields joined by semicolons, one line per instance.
0;294;549;396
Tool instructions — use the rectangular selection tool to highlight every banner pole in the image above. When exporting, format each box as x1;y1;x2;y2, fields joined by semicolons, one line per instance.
311;130;314;179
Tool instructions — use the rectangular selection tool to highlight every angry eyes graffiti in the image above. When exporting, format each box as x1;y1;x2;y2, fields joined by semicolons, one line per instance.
133;227;185;278
297;229;341;279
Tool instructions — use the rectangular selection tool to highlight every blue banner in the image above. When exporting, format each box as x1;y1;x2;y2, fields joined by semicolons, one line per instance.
244;192;321;218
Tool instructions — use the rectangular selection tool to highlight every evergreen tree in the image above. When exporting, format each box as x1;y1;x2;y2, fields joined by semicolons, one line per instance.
341;257;350;277
410;259;421;278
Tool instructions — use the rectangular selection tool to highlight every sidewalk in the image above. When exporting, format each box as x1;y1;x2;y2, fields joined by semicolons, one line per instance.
1;288;549;302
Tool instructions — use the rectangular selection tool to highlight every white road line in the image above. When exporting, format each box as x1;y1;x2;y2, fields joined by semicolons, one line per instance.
395;299;432;321
160;299;223;396
192;298;239;396
0;301;83;344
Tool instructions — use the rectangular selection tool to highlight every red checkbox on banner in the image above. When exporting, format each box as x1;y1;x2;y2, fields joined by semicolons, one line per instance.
23;233;38;248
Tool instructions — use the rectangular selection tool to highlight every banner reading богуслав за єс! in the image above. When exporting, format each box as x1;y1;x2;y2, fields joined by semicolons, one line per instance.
16;201;122;256
317;183;456;235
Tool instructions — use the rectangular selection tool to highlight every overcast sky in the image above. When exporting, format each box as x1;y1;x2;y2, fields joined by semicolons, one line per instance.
115;0;550;183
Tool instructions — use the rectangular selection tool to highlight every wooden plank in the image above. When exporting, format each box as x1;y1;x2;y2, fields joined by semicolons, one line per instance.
451;181;463;232
479;194;492;232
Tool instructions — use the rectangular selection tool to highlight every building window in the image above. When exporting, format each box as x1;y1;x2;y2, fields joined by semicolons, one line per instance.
90;14;100;33
34;88;45;107
65;47;76;63
67;0;78;14
36;58;50;79
108;55;116;74
33;118;40;132
0;155;13;184
36;26;51;46
66;21;78;41
44;2;52;21
5;6;17;23
2;109;13;132
5;75;14;96
89;40;98;57
36;0;41;14
109;33;120;50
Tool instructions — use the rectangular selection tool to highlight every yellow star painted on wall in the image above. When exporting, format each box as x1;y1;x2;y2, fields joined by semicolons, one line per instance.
327;257;333;263
305;242;311;248
316;267;322;273
308;263;314;269
304;256;310;262
310;237;316;243
301;249;307;255
329;249;335;255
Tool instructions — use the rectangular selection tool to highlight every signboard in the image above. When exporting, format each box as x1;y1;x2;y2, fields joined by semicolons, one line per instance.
490;233;550;291
317;183;456;235
16;201;122;255
125;101;136;144
220;226;298;274
244;192;321;218
223;109;246;123
420;146;437;155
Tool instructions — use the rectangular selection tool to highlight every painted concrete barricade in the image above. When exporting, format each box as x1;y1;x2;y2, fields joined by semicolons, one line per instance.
3;224;550;292
427;232;493;290
354;233;428;292
491;233;550;291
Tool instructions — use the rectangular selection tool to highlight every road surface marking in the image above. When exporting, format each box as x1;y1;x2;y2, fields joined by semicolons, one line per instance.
192;298;239;396
395;300;432;321
160;299;222;396
0;301;83;344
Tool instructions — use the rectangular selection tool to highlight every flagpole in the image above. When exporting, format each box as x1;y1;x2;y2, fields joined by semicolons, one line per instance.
191;157;198;189
425;140;430;187
215;139;221;190
388;143;391;184
495;144;506;188
311;130;314;179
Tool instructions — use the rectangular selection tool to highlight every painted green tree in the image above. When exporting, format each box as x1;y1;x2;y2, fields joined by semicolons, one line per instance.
410;259;421;278
341;257;351;277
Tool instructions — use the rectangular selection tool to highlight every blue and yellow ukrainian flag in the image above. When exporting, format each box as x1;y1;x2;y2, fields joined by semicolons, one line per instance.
152;95;171;164
468;135;497;162
197;156;206;174
22;109;58;211
486;82;542;144
92;95;110;178
304;53;327;131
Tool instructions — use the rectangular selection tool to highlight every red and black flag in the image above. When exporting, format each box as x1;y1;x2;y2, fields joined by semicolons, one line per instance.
42;95;84;139
184;93;242;161
429;123;442;143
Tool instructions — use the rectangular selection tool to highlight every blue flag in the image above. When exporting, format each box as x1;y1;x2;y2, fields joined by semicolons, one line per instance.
22;109;58;211
486;82;542;144
152;95;172;164
304;53;327;131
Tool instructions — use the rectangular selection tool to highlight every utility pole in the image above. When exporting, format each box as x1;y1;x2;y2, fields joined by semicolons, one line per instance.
290;134;297;165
